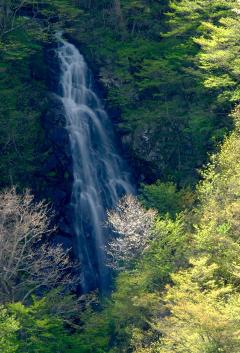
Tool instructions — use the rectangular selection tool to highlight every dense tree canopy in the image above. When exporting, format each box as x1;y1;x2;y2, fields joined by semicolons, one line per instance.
1;0;240;352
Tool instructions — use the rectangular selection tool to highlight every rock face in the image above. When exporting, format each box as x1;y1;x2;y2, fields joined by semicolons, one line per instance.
40;43;75;253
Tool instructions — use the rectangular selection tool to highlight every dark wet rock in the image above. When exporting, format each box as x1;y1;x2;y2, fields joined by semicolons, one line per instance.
39;43;74;249
58;218;73;237
63;204;75;227
54;142;72;161
41;155;59;174
49;127;69;147
49;189;67;207
44;44;61;92
44;94;66;127
50;234;73;251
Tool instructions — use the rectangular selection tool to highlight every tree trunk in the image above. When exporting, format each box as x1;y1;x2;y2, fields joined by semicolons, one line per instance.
112;0;126;36
0;1;11;33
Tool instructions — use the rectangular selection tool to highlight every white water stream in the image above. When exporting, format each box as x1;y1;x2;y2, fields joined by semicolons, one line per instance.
57;35;134;291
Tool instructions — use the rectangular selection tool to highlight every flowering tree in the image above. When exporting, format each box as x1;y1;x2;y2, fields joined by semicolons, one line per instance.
106;195;157;270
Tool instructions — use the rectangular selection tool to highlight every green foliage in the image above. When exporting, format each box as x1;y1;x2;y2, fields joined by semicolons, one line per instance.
0;0;82;189
68;305;113;353
0;11;46;189
87;107;240;353
0;306;19;353
194;109;240;283
119;108;240;353
140;181;194;216
196;3;240;103
0;291;86;353
74;215;188;353
10;301;75;353
1;1;240;352
167;0;234;35
0;48;47;188
152;258;240;353
0;0;236;189
70;0;232;185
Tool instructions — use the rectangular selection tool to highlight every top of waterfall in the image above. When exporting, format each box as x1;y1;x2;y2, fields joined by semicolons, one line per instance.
55;31;63;39
55;31;66;43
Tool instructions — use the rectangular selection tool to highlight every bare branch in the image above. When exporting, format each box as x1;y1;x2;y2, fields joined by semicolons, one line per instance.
0;187;79;304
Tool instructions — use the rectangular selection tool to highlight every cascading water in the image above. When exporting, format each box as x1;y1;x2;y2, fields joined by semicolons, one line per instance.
56;34;134;291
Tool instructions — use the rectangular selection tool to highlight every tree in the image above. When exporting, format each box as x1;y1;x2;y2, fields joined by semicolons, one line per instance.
140;181;194;217
0;188;78;303
0;291;88;353
167;0;234;36
0;0;81;37
133;107;240;353
9;297;83;353
0;305;19;353
0;0;28;36
196;1;240;103
147;258;240;353
112;0;126;34
192;107;240;283
106;195;157;270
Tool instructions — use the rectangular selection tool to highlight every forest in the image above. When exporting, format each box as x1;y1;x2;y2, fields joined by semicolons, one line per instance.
1;0;240;352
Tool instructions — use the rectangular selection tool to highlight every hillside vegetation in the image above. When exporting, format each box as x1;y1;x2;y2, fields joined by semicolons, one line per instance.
1;1;240;352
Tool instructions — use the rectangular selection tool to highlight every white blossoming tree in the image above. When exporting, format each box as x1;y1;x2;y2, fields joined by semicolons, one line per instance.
106;195;157;270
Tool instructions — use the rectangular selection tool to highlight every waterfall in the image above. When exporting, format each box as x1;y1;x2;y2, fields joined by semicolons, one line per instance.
56;34;134;291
